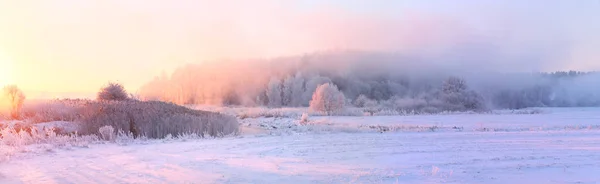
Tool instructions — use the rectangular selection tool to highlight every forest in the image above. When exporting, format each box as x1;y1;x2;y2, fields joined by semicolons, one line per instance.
139;51;600;112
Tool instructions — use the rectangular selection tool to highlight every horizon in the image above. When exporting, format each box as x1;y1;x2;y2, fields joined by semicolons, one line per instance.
15;60;600;101
1;0;599;99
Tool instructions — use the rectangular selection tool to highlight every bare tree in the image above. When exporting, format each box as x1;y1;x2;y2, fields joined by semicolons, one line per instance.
3;85;26;119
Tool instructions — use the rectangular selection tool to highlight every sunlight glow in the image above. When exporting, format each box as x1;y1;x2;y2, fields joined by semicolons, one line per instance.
0;51;14;87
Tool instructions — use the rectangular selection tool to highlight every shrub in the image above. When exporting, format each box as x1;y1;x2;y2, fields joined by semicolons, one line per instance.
98;125;115;141
309;83;346;115
0;125;97;148
77;101;239;139
97;83;129;101
299;113;309;125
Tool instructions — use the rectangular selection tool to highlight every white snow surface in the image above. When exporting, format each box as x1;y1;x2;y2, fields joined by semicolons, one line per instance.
1;108;600;184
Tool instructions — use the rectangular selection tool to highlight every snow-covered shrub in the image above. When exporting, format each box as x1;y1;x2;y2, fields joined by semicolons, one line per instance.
309;83;346;115
1;128;24;147
77;101;239;139
34;121;79;135
299;113;309;125
98;125;115;141
0;125;98;149
97;82;129;101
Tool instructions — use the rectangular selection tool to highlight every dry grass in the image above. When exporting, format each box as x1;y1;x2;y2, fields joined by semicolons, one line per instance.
77;101;239;139
18;99;239;139
21;99;90;123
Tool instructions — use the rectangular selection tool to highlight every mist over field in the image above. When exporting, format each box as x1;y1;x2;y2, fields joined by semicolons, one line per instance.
139;51;600;111
99;1;597;111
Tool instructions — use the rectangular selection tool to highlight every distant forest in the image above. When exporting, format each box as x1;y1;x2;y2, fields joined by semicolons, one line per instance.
139;51;600;111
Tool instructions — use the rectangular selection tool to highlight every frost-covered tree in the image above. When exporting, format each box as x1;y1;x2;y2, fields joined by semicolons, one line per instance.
281;74;306;107
97;83;129;101
353;94;376;108
266;78;283;107
292;81;305;106
442;77;467;94
256;92;268;106
303;75;332;106
282;75;294;106
354;94;379;115
135;51;600;109
309;83;346;115
439;77;486;111
3;85;25;119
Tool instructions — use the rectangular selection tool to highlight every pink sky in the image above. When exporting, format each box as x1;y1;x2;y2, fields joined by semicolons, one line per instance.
0;0;598;99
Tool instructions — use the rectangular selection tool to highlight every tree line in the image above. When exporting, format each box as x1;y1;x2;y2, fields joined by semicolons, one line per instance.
138;51;600;111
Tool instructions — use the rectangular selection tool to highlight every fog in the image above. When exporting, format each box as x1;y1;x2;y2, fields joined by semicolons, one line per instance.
138;50;600;110
1;1;598;102
131;1;600;110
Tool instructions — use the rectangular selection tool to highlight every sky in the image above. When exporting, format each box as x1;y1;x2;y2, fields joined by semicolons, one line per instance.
0;0;599;99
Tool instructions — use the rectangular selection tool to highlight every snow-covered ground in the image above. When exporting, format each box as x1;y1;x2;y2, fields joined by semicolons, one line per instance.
1;108;600;183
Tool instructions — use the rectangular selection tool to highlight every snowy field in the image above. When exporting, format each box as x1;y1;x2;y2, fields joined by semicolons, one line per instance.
1;108;600;184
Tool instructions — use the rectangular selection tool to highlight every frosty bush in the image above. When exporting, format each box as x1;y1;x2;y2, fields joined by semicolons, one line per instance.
98;125;115;141
299;113;309;125
97;82;129;101
0;125;97;148
78;101;239;139
309;83;346;115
